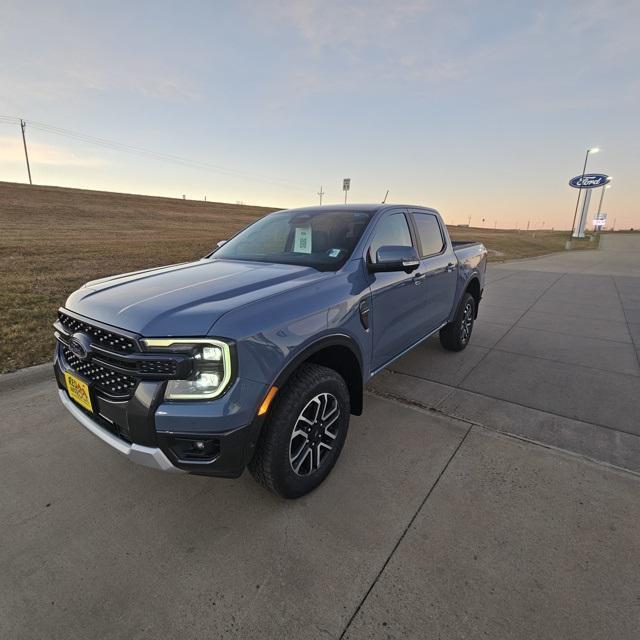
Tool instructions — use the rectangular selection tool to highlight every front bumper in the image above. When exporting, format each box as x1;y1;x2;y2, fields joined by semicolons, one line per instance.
54;344;268;478
58;389;182;472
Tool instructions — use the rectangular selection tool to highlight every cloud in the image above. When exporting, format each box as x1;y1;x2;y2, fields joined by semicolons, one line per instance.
256;0;640;109
272;0;432;52
252;0;472;104
0;2;200;104
0;136;107;167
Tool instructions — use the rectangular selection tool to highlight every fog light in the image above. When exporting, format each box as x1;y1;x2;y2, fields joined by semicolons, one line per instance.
167;436;220;462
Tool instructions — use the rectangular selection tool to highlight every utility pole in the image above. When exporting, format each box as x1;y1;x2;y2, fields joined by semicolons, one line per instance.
467;215;471;226
527;220;530;231
20;119;32;185
317;186;325;205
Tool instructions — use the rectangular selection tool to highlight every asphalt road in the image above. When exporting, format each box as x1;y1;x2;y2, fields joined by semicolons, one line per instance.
2;235;640;639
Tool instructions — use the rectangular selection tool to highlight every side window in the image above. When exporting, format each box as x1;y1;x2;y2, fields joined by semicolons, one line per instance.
413;213;445;257
369;213;413;263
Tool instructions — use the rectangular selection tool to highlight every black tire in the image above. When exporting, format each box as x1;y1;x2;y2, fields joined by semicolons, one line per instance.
249;363;350;499
439;292;476;352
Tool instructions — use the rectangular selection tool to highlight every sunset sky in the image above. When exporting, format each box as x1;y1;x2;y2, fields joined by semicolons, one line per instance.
1;0;638;229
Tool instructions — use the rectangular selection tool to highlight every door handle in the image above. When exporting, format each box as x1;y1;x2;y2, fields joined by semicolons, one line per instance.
445;263;455;272
413;272;425;285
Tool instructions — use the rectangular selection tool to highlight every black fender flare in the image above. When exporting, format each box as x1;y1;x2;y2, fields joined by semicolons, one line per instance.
270;333;365;415
449;275;482;323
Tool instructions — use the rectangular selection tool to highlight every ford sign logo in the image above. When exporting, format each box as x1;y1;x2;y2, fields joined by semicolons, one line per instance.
569;173;610;189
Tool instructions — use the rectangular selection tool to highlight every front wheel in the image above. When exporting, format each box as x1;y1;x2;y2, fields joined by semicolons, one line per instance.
439;292;476;351
249;363;350;499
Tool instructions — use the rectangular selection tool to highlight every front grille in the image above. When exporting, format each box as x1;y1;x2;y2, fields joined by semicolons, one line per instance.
63;347;137;398
138;359;178;375
95;352;178;376
58;311;137;353
57;309;189;400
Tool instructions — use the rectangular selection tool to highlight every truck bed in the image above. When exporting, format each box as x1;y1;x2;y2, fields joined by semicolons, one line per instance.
451;240;482;249
452;240;487;276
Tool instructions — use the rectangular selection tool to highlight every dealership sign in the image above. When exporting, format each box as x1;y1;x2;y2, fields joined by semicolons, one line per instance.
569;173;610;189
593;212;607;228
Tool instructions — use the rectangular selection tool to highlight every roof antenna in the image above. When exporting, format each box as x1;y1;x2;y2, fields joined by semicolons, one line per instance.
382;189;389;204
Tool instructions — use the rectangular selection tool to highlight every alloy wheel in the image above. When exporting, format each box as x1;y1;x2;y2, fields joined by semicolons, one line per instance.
289;392;340;476
460;302;474;344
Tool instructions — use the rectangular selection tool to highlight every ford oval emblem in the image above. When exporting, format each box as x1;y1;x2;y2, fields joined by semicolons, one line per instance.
68;333;91;360
569;173;610;189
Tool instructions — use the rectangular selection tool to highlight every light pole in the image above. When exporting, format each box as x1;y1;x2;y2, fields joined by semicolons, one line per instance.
594;180;612;232
570;147;599;238
596;181;611;217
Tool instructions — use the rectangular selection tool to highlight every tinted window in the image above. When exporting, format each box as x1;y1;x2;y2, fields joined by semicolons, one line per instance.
369;213;413;263
413;213;444;256
212;209;373;271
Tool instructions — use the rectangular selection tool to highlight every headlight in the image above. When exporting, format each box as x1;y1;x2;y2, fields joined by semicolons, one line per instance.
142;338;232;400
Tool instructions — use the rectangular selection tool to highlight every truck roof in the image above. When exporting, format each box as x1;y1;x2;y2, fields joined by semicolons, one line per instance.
277;203;438;215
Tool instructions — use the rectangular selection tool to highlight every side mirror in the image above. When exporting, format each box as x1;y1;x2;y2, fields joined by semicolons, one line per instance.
216;240;227;248
368;245;420;274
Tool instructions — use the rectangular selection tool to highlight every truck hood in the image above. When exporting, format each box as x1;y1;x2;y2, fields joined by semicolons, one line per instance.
65;259;328;336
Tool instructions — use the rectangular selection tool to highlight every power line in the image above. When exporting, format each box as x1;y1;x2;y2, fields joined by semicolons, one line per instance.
0;115;315;193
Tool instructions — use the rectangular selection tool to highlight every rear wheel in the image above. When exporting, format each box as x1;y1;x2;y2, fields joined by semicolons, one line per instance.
439;292;475;351
249;363;350;499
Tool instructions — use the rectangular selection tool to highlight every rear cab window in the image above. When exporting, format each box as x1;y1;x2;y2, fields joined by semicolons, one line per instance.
412;212;445;257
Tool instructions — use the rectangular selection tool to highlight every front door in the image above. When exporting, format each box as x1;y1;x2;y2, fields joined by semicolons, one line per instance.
367;210;428;371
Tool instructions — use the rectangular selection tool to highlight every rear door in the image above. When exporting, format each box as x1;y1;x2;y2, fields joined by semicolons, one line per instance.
409;210;457;333
366;210;428;371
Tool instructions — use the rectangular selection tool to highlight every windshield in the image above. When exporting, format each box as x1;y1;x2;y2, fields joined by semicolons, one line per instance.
211;209;373;271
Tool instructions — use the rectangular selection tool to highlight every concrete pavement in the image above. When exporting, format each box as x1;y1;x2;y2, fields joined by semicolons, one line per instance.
2;236;640;639
373;234;640;474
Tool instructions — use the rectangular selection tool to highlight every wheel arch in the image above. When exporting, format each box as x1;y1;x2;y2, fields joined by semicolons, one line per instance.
464;275;482;318
272;335;364;416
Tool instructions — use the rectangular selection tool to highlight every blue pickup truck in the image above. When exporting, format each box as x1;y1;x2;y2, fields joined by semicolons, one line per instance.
54;204;486;498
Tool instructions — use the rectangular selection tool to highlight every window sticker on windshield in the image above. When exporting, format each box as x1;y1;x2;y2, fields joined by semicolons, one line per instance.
328;248;342;258
293;226;312;254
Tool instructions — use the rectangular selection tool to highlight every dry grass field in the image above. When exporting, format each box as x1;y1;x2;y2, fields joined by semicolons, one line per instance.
0;181;595;372
447;225;597;261
0;182;276;372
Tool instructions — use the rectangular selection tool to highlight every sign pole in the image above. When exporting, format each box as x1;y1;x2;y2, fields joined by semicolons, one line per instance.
342;178;350;205
576;189;591;238
571;149;590;238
